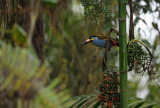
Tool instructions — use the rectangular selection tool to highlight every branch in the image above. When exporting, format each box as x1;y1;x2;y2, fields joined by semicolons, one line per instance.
129;0;134;41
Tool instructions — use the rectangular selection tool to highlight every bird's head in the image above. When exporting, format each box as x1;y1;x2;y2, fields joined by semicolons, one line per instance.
81;35;98;46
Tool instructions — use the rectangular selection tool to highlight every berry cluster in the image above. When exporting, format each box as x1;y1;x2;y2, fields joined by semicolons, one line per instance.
97;72;120;108
81;0;112;25
127;41;155;79
128;41;148;71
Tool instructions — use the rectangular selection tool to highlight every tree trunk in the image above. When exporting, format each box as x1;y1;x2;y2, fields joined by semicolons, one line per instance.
19;0;45;63
119;0;128;107
0;0;45;63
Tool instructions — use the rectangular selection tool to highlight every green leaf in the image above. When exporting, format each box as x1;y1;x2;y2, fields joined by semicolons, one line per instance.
80;97;97;108
153;36;159;50
141;39;152;48
63;95;97;108
128;100;146;107
140;103;159;108
134;17;147;26
152;22;159;31
12;24;27;46
0;42;71;108
41;0;58;7
75;96;91;107
134;17;141;26
140;18;147;25
93;101;101;108
88;101;101;108
134;101;145;108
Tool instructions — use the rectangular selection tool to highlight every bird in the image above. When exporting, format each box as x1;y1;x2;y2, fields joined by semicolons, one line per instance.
81;35;119;71
81;35;119;49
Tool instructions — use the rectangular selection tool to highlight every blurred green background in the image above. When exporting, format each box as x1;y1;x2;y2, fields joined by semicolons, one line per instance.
0;0;160;108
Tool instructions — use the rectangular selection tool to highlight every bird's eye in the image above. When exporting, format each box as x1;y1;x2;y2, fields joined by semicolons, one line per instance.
91;37;94;40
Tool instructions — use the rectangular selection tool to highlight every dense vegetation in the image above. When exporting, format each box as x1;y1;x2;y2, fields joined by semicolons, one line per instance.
0;0;160;107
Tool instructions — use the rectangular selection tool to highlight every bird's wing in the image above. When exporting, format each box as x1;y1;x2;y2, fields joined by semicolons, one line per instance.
97;35;107;40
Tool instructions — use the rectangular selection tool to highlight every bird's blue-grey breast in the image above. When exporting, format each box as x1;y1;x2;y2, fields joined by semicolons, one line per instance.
91;37;113;48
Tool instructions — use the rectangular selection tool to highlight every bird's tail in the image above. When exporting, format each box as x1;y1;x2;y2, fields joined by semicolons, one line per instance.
109;38;119;47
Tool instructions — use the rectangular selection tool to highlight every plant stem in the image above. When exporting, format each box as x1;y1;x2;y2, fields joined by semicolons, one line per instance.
119;0;128;107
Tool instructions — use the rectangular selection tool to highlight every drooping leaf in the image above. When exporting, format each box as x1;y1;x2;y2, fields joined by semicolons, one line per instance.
12;24;27;47
134;101;145;107
141;39;152;48
134;17;147;26
128;100;146;107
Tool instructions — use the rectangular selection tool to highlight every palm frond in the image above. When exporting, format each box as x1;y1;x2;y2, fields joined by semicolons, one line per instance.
0;43;72;108
65;94;160;108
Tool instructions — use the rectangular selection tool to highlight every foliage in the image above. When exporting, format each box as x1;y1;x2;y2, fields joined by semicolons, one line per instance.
41;0;58;6
64;94;160;108
12;24;28;47
146;84;160;103
81;0;112;28
0;0;160;108
43;2;106;96
0;42;72;108
128;41;148;71
127;40;155;79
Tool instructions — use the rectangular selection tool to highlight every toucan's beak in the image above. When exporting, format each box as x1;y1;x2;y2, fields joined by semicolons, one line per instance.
81;39;92;46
